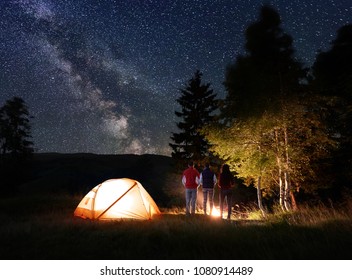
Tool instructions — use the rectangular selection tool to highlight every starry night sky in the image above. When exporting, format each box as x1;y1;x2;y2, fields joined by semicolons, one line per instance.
1;0;351;155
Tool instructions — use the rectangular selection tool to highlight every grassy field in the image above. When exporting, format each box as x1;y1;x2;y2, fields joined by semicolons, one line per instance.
1;153;351;260
1;192;352;260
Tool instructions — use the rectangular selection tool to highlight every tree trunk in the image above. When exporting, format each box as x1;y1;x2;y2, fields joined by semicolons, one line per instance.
279;166;284;210
275;130;285;211
290;190;298;211
257;176;266;217
284;171;291;211
283;127;291;211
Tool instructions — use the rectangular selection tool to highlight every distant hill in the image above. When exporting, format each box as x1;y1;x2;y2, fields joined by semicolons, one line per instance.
13;153;257;209
19;153;182;207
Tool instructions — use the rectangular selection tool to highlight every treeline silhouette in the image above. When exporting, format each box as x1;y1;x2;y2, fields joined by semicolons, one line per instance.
170;5;352;208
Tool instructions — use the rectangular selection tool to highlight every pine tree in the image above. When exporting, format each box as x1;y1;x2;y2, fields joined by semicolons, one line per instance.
0;97;34;192
0;97;34;158
222;5;305;122
170;70;218;164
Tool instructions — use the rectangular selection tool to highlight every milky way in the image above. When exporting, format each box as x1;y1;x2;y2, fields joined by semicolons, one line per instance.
0;0;351;155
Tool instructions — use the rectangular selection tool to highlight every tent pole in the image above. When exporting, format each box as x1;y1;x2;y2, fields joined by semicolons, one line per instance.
91;185;101;220
96;182;137;219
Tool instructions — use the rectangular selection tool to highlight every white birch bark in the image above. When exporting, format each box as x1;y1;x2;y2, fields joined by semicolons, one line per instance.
283;126;291;211
257;176;266;217
275;129;285;211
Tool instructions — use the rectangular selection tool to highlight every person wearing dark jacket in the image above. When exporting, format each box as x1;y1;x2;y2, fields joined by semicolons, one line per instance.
199;163;217;215
218;164;234;219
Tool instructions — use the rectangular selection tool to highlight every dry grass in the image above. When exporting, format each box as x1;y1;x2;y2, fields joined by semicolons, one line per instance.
264;198;352;226
1;193;352;260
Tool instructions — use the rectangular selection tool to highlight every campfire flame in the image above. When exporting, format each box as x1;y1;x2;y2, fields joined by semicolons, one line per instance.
211;206;221;217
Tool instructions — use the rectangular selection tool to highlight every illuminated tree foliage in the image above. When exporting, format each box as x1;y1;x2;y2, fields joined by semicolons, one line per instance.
221;5;306;211
204;115;276;215
204;5;334;211
170;70;218;164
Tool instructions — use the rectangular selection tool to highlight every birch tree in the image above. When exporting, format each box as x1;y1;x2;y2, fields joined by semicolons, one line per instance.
220;5;305;209
205;5;335;211
204;115;276;216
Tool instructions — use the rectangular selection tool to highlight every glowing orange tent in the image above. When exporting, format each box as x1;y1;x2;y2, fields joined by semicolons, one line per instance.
74;178;161;220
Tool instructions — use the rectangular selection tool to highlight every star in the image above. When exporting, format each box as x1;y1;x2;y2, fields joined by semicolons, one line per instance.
0;0;351;155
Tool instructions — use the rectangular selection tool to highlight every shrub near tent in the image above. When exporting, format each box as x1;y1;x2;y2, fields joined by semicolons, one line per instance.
74;178;161;220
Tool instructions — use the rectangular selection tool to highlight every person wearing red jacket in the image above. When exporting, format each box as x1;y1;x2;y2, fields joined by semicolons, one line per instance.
182;161;200;215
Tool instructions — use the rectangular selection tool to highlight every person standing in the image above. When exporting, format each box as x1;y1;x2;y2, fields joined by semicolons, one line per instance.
182;161;200;215
218;164;234;220
199;163;217;215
